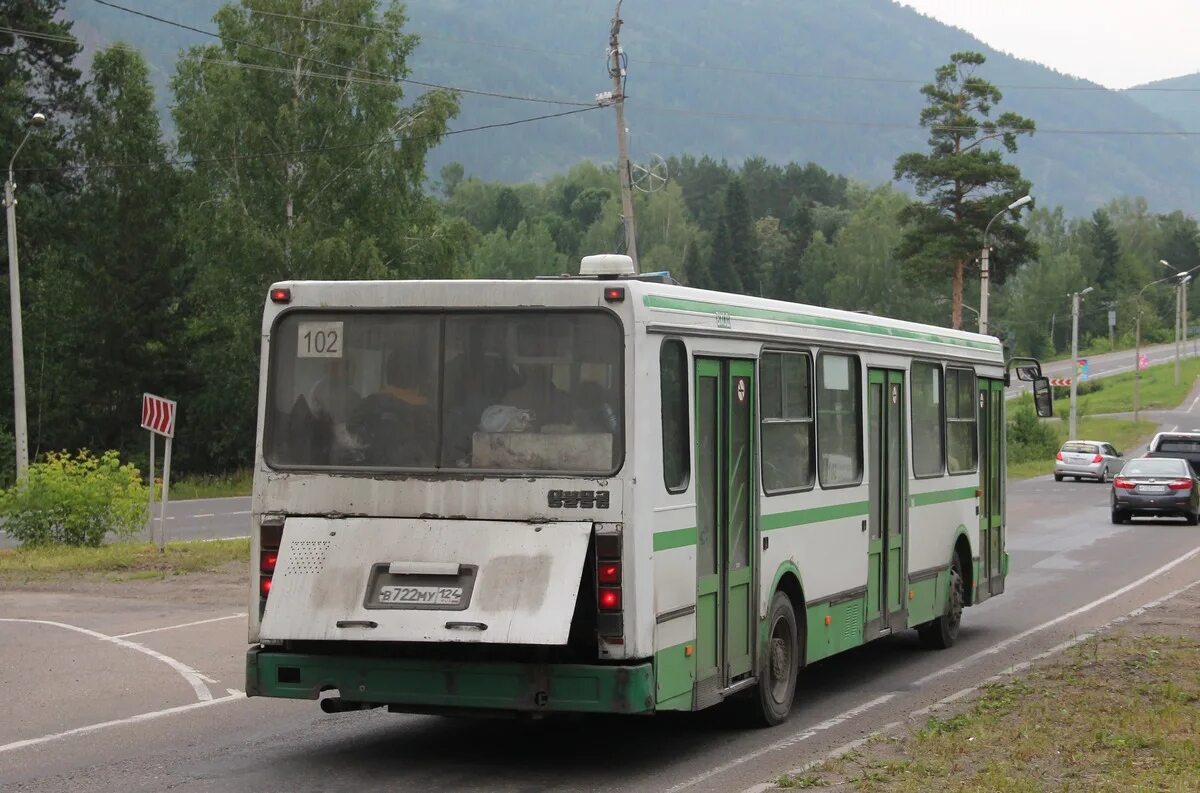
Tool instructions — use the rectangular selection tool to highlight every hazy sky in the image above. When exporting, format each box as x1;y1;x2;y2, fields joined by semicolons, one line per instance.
896;1;1200;89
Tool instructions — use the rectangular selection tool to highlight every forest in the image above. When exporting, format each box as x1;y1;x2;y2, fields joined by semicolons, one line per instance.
2;1;1198;479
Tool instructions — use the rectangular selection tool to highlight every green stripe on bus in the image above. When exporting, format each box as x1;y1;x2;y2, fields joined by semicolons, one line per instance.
653;526;698;551
761;500;870;532
642;295;1002;352
910;486;978;507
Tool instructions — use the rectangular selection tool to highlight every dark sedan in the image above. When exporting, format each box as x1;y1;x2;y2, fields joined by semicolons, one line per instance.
1111;457;1200;525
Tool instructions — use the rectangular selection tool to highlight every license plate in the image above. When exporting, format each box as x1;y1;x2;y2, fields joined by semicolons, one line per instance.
377;585;464;606
1139;485;1166;493
364;563;477;611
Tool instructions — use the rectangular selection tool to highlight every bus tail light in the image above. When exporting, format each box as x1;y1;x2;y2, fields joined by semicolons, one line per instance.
1113;477;1136;490
1168;479;1193;491
597;561;621;585
594;525;623;641
259;519;284;611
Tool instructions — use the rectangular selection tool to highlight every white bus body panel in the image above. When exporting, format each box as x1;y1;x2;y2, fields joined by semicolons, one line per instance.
260;517;591;645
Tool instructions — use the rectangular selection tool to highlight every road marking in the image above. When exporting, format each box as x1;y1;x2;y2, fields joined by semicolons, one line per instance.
229;510;250;516
662;695;896;793
745;575;1200;793
0;618;215;702
193;513;216;518
0;691;245;754
1190;396;1199;413
114;613;247;639
688;545;1200;792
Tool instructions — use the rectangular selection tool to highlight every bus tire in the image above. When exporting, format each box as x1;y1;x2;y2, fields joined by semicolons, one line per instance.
746;590;801;727
918;554;964;650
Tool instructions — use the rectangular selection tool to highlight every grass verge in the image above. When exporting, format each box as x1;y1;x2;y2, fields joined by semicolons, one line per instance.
1007;416;1158;480
168;469;253;500
779;631;1200;791
0;538;249;582
1014;356;1200;417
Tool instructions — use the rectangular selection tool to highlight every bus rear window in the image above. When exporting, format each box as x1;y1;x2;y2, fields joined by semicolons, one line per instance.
264;311;623;475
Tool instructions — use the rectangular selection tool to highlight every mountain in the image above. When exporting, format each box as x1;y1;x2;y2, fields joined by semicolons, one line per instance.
1123;73;1200;134
62;0;1200;215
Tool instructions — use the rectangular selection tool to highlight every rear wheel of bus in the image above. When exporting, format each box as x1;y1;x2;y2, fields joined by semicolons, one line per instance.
745;589;802;726
917;554;964;649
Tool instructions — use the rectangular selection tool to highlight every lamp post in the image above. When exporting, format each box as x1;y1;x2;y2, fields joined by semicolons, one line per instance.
1158;260;1200;386
1069;285;1094;440
4;111;45;482
980;194;1032;336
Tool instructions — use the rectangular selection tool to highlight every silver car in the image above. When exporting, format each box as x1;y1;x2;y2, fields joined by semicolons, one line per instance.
1055;440;1124;483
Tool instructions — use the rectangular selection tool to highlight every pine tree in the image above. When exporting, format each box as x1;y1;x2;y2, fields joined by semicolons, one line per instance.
894;51;1037;330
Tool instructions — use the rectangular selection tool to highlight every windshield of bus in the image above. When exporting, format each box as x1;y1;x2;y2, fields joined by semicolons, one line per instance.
264;310;623;475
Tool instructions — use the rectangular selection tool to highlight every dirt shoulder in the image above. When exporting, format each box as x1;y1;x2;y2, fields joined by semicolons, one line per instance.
774;582;1200;791
0;561;248;609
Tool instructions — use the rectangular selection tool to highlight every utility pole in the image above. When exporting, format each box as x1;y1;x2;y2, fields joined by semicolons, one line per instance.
4;112;44;482
608;0;638;272
1069;286;1093;440
1176;277;1183;386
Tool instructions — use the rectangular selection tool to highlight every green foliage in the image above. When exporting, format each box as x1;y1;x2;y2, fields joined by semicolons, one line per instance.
0;451;147;547
1007;406;1059;465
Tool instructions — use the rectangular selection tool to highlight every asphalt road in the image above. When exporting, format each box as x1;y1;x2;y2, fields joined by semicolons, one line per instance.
3;402;1200;791
0;496;252;549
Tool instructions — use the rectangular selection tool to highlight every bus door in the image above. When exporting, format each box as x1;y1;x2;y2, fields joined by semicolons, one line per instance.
866;369;907;634
693;358;756;703
978;379;1005;598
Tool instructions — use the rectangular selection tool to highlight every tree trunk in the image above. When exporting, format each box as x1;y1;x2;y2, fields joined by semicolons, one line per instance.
951;258;965;330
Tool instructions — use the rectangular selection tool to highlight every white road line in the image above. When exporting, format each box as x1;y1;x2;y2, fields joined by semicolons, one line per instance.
695;546;1200;793
748;576;1200;793
0;691;245;754
0;619;214;702
1190;396;1199;413
662;695;897;793
910;542;1200;688
114;613;246;639
192;513;216;519
228;511;250;516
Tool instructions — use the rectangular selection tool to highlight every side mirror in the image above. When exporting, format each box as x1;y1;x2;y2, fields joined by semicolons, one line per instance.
1033;377;1054;418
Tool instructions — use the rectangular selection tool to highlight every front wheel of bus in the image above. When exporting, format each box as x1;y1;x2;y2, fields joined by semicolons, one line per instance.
748;590;801;727
918;555;964;650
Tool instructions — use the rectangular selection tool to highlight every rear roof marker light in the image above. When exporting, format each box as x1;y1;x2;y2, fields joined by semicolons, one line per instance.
270;287;291;304
604;286;625;303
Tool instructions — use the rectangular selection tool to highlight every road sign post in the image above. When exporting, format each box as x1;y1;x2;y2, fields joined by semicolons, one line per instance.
141;394;177;551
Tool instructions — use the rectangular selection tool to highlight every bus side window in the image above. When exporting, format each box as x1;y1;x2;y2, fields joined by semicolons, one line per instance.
660;339;690;492
911;362;945;477
816;353;863;488
945;368;978;474
760;351;815;493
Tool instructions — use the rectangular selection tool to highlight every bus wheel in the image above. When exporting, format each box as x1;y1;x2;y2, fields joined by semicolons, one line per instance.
747;590;800;726
918;554;964;650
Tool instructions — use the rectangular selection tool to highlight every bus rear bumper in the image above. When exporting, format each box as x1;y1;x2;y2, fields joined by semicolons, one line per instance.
246;647;656;715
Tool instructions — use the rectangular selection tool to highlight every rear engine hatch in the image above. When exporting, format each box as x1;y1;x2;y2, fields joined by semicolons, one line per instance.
260;517;591;645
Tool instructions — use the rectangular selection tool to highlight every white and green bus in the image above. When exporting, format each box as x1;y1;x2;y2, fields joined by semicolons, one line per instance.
245;254;1051;724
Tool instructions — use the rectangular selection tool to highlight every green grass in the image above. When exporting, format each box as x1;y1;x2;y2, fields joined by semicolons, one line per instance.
1008;416;1159;480
168;470;253;500
1018;356;1200;418
787;632;1200;792
0;538;249;581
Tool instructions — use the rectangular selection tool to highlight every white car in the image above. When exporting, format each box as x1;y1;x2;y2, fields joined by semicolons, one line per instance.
1054;440;1123;483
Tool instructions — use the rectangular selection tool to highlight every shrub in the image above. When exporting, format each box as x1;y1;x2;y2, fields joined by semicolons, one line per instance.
0;450;148;547
1008;405;1060;464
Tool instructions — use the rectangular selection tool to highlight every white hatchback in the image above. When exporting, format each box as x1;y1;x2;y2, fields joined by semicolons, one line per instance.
1054;440;1124;483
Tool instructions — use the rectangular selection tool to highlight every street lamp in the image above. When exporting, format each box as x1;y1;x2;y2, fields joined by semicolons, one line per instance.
1068;285;1094;440
1158;259;1200;385
1132;263;1200;419
980;194;1032;336
4;111;45;481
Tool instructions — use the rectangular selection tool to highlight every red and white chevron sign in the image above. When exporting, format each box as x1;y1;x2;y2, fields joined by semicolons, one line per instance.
1048;378;1072;387
141;393;177;438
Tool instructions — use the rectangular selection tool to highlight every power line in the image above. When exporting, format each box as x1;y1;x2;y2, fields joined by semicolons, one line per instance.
13;22;1200;138
88;0;594;107
15;105;603;174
